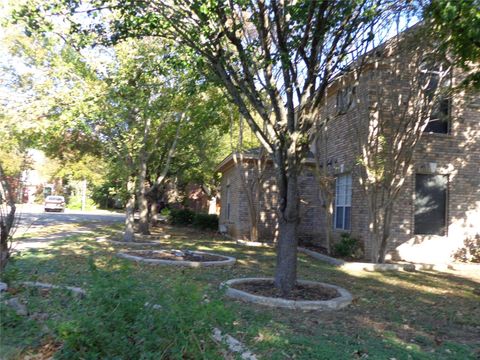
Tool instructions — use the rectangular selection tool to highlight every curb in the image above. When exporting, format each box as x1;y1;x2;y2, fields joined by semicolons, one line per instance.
117;249;236;268
298;247;479;272
222;278;352;310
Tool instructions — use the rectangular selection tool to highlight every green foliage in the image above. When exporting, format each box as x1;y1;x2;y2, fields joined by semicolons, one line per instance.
193;213;219;231
169;208;195;226
56;265;233;359
91;179;125;209
424;0;480;88
159;207;171;217
333;233;362;259
66;194;96;211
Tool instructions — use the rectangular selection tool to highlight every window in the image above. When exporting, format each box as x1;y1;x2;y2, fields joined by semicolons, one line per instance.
336;86;356;114
424;97;450;133
414;174;448;235
420;59;451;134
225;184;231;220
335;173;352;230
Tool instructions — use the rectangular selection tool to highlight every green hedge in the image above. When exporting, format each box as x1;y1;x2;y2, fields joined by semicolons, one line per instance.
169;209;218;230
192;213;219;231
169;208;195;225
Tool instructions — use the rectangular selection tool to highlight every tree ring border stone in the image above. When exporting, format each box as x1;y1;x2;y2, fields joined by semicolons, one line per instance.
117;249;236;268
222;278;352;310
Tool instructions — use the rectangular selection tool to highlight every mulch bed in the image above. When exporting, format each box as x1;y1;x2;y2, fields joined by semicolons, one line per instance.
124;250;223;262
232;280;340;301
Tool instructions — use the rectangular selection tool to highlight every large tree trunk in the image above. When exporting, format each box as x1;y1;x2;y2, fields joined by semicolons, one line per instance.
324;196;334;254
137;174;150;235
137;117;151;235
0;222;12;272
150;197;159;227
274;166;299;295
124;178;136;242
377;203;394;263
0;166;16;273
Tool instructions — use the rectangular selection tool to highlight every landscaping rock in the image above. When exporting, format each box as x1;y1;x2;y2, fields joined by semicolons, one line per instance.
144;302;163;310
223;278;353;310
298;247;345;266
0;282;7;292
4;297;28;316
117;249;236;268
212;328;257;360
30;312;50;321
21;281;86;298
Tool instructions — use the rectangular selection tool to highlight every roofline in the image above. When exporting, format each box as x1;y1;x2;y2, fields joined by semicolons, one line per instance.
214;152;260;173
215;151;315;173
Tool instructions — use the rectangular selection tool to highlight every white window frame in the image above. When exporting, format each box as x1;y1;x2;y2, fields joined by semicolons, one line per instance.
334;173;352;230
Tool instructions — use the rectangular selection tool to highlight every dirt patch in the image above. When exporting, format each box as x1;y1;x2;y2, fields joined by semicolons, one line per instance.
231;279;340;301
124;250;224;262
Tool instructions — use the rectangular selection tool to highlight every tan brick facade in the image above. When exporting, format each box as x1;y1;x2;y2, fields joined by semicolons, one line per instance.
217;39;479;264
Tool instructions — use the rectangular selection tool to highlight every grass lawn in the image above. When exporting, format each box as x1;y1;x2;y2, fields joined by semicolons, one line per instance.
1;224;479;359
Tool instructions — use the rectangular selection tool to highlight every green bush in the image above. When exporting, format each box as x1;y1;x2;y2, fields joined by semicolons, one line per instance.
169;208;195;225
193;213;219;231
333;233;362;259
56;264;233;359
160;207;171;217
67;195;96;211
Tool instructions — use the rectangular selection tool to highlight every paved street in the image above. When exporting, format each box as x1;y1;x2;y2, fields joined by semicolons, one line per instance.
12;204;125;251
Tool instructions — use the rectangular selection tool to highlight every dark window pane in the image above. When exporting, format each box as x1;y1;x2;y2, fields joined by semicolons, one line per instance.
424;118;449;133
414;174;447;235
344;206;351;230
425;97;450;134
335;207;344;229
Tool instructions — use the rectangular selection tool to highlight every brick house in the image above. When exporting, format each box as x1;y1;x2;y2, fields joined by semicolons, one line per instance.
216;31;480;264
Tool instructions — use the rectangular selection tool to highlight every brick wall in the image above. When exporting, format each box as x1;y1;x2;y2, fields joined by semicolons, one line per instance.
218;35;479;263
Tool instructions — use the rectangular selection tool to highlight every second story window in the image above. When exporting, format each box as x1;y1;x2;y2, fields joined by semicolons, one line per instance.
334;173;352;230
424;97;450;133
336;86;356;114
420;59;451;134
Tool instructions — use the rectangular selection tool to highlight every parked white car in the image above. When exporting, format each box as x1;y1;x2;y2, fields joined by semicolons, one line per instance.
44;196;65;212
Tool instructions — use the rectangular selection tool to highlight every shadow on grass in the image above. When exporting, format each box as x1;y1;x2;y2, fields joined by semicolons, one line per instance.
2;226;479;359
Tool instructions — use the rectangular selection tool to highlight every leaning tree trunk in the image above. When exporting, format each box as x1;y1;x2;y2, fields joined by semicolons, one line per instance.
150;195;159;227
124;178;136;242
137;172;150;235
0;167;17;272
274;165;300;295
137;117;151;235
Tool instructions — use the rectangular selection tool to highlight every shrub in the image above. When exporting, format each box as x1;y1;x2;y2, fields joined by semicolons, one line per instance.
169;208;195;225
67;195;96;211
193;213;219;231
56;264;233;359
453;234;480;263
333;233;362;259
160;207;171;217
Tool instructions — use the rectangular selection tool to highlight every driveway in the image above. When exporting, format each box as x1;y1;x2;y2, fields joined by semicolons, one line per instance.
12;204;125;251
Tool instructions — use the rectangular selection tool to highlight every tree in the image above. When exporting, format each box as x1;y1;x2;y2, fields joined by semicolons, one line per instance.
0;164;17;273
424;0;480;88
14;0;418;294
353;28;452;262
